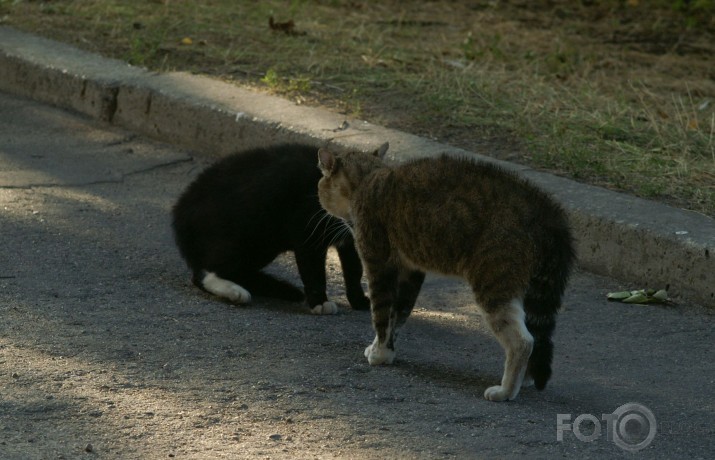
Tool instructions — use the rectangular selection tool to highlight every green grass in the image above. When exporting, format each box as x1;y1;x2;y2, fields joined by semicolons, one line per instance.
2;0;714;215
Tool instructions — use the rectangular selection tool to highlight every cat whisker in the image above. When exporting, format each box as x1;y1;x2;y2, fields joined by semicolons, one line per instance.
321;219;348;246
306;207;327;229
326;220;354;247
304;210;353;250
304;209;334;244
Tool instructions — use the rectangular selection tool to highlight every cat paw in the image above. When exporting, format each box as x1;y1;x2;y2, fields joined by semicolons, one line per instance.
226;285;252;304
521;376;534;388
483;385;515;402
311;301;338;315
201;272;252;304
364;339;396;365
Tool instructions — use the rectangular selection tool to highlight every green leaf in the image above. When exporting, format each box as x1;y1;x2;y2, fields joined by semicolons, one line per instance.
607;291;633;300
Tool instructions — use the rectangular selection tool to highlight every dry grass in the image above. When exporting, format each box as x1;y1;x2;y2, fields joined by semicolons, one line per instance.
2;0;714;215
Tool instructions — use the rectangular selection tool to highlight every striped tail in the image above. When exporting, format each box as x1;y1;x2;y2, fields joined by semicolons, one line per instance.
524;223;575;390
524;311;556;390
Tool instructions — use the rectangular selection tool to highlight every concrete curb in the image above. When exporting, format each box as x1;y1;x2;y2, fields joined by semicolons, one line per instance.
1;26;713;307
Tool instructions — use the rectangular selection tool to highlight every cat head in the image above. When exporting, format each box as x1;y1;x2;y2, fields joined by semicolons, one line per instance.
317;142;389;221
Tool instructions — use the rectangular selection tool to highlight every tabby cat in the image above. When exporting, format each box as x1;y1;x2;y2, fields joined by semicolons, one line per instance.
172;143;373;314
317;147;574;401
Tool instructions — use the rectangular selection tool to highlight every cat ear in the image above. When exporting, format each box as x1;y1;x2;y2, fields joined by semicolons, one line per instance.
318;148;336;176
373;142;389;159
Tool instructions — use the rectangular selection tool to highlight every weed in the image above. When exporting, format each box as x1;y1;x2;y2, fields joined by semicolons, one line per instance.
4;0;714;215
125;29;166;67
261;68;311;94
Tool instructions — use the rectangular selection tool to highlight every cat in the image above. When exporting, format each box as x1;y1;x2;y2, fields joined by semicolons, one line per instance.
317;147;575;401
172;143;375;314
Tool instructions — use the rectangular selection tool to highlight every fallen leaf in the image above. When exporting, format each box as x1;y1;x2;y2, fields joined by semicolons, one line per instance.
606;288;670;305
180;37;193;45
622;293;649;303
606;291;632;300
652;289;669;301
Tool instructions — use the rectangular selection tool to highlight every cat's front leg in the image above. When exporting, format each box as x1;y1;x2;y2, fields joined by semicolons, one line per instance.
363;264;399;365
364;269;424;364
294;247;337;315
335;239;370;310
364;333;395;364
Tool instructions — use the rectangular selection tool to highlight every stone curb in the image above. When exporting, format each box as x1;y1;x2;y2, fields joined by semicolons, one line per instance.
1;26;712;307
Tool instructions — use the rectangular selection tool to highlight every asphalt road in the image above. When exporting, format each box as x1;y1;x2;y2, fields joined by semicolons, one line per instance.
1;91;713;459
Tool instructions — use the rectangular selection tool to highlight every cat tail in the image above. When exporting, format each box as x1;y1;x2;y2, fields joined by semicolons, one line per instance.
524;225;575;391
523;308;556;391
237;271;306;302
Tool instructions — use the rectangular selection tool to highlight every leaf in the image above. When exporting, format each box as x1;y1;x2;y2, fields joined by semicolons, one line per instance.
607;291;632;300
623;293;649;303
652;289;669;301
180;37;193;45
606;288;670;305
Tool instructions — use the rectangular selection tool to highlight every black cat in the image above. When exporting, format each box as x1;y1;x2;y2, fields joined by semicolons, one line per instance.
171;143;377;314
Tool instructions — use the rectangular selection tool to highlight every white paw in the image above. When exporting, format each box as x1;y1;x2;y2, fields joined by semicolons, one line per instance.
364;337;396;365
522;376;534;388
484;385;514;402
202;272;251;304
311;301;338;315
226;284;251;304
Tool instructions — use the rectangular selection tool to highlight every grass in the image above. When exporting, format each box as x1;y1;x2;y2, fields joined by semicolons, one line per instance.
1;0;714;216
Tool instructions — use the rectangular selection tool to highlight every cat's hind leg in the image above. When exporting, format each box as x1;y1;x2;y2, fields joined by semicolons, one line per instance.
200;271;252;304
239;271;305;302
482;298;534;402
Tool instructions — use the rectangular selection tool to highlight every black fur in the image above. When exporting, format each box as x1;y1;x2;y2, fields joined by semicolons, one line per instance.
524;212;575;390
172;144;370;310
